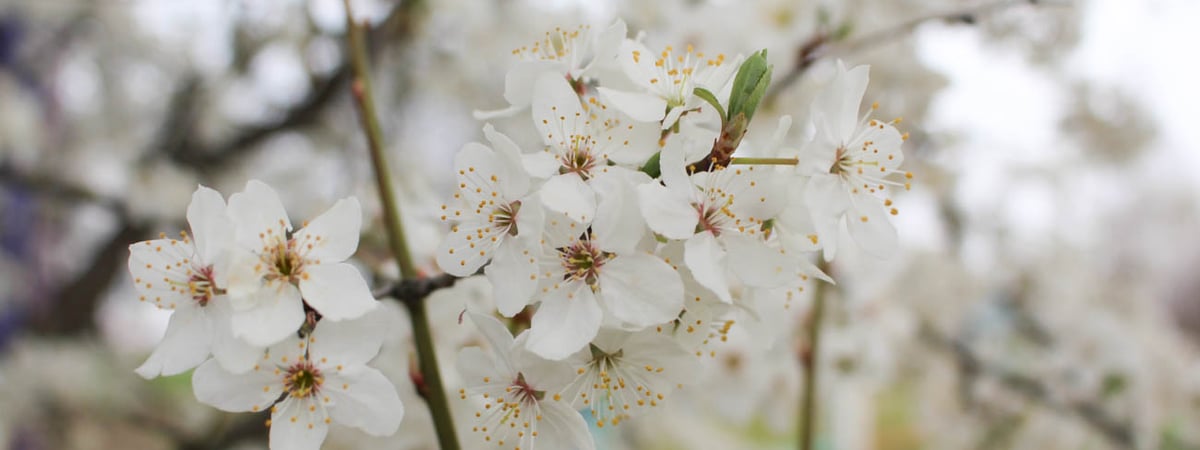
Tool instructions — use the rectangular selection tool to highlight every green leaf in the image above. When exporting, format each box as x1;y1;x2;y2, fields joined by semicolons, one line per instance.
693;87;726;123
726;49;773;123
639;151;662;178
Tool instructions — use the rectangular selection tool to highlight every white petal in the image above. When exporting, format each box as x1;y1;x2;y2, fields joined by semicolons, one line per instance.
850;121;905;171
684;232;732;303
208;298;265;373
677;114;721;161
662;105;685;130
309;310;390;367
504;60;561;108
514;196;545;241
127;238;195;310
539;173;596;223
542;210;586;249
468;312;516;358
231;284;305;347
582;19;625;76
224;247;265;302
723;168;785;221
326;368;404;436
598;253;684;327
597;87;666;123
135;304;212;378
186;185;232;265
724;235;797;288
298;263;377;321
454;141;513;206
482;124;532;196
457;346;500;387
192;359;280;412
532;72;586;147
616;40;660;92
522;151;560;179
527;283;602;360
590;171;647;254
636;182;698;240
804;174;849;261
270;398;329;450
605;117;661;166
847;195;898;258
227;180;291;251
537;399;597;450
814;62;869;143
658;135;695;190
295;197;361;263
436;221;500;277
484;239;538;317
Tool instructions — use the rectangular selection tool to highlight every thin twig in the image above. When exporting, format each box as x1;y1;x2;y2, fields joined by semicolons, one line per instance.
342;1;460;450
798;260;831;450
766;0;1045;106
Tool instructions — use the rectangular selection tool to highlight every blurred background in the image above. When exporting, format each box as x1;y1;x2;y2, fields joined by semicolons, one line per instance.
1;0;1198;449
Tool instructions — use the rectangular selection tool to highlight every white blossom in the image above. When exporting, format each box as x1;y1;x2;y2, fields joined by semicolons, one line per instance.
791;62;908;260
225;180;376;347
557;328;697;428
192;313;403;450
456;312;594;450
127;186;261;377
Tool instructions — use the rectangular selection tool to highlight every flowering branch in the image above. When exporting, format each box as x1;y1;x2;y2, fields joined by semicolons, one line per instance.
798;260;831;450
342;2;460;450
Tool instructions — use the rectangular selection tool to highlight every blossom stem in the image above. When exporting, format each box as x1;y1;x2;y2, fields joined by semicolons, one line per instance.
729;157;799;166
799;259;831;450
343;2;460;450
344;13;418;281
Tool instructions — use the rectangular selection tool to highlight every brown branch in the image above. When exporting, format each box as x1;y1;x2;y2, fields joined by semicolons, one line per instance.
766;0;1047;106
27;223;150;335
162;1;423;172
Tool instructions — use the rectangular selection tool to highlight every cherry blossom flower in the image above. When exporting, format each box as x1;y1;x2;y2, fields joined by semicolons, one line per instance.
636;141;796;303
225;180;376;347
456;312;593;450
192;313;402;450
599;40;739;129
524;212;684;361
474;20;627;120
529;71;659;224
557;329;697;428
437;125;537;275
127;186;261;377
793;62;908;260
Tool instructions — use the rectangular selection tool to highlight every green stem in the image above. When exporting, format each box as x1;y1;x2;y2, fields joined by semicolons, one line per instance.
344;4;418;281
343;2;460;449
730;157;799;166
799;260;830;450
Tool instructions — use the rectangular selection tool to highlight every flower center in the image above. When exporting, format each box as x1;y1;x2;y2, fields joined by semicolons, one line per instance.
490;200;522;236
283;360;324;399
187;265;218;307
560;238;610;286
694;202;730;236
261;236;306;284
513;25;585;62
509;373;544;405
559;135;598;179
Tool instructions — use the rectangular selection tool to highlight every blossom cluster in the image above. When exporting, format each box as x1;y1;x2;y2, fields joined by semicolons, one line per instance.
442;20;910;449
127;180;403;450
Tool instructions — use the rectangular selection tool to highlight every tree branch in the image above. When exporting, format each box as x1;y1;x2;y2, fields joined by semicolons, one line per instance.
918;323;1137;449
766;0;1047;106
